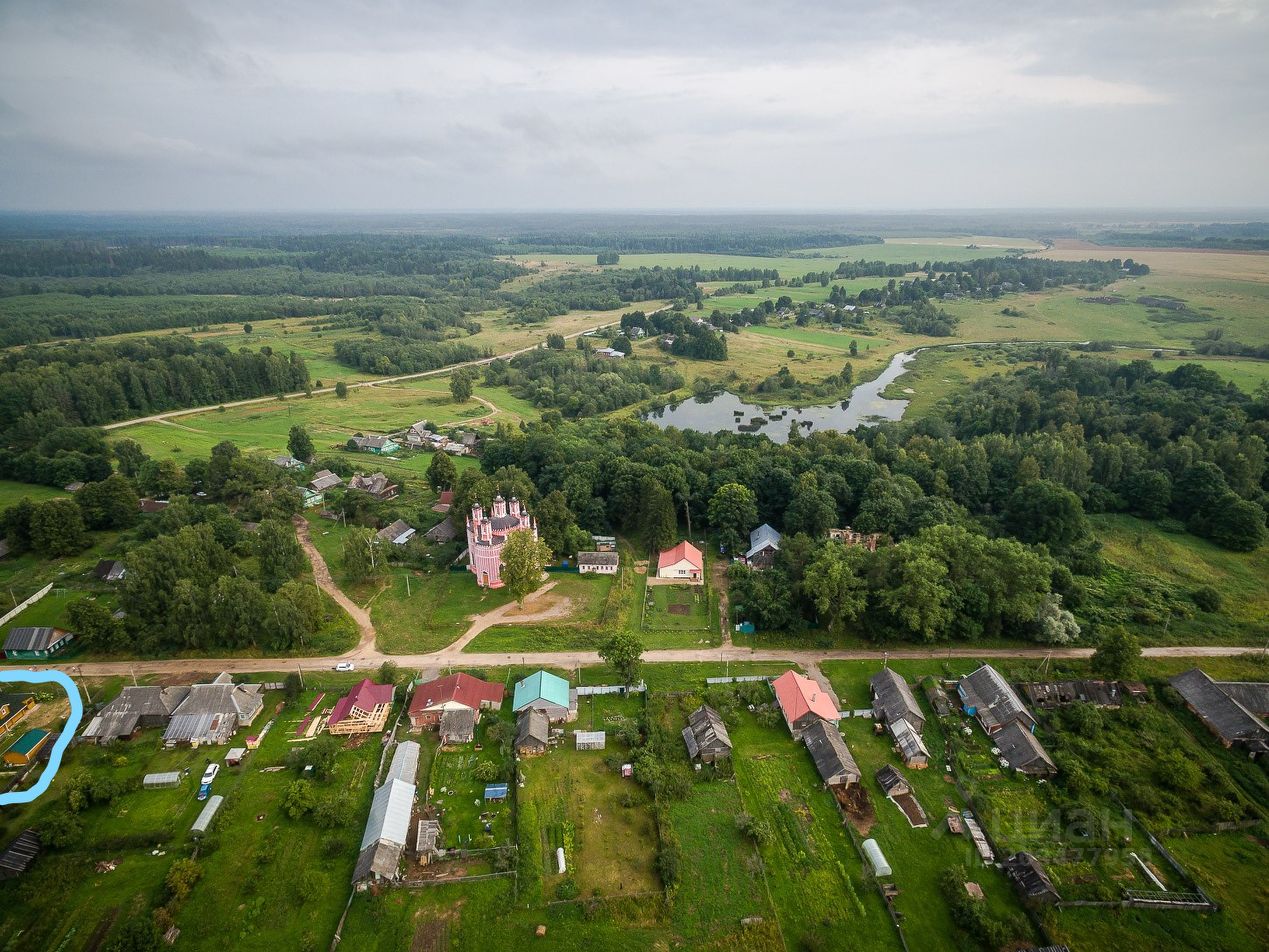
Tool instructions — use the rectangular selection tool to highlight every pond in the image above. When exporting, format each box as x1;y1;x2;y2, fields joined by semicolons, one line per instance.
643;349;918;443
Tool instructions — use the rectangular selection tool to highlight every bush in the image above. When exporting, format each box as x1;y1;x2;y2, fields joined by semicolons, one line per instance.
1191;585;1223;613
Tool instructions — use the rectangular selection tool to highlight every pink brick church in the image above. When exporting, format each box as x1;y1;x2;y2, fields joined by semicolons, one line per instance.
466;496;537;588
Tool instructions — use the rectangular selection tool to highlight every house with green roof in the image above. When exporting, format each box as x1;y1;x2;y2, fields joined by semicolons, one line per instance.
3;728;50;766
511;670;576;723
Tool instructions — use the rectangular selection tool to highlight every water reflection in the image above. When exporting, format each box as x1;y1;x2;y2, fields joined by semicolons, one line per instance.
644;350;917;443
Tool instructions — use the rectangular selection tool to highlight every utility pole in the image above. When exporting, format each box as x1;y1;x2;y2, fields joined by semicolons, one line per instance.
404;573;411;597
298;663;305;690
77;666;93;705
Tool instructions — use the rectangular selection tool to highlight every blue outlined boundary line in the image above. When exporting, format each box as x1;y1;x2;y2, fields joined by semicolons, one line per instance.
0;670;82;806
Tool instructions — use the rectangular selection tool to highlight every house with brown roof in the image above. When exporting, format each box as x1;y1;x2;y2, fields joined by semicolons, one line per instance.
772;670;838;739
682;704;732;764
408;673;505;732
328;679;395;735
348;472;399;501
515;709;550;756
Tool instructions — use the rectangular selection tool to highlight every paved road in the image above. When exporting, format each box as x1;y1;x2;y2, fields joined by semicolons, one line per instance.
30;643;1262;680
102;308;669;431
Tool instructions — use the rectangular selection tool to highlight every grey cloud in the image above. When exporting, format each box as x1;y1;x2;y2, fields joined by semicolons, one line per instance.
0;1;1265;210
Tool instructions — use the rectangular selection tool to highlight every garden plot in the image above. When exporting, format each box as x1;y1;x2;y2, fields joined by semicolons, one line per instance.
727;710;899;952
425;718;515;850
643;582;711;632
518;699;658;899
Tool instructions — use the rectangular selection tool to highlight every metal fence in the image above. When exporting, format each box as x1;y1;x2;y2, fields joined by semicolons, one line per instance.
576;682;646;696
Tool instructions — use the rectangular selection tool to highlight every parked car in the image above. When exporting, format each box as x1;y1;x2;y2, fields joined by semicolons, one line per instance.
200;762;220;786
197;782;212;801
334;661;355;672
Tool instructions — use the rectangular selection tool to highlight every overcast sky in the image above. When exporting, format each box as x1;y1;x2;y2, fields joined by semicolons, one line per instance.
1;0;1266;212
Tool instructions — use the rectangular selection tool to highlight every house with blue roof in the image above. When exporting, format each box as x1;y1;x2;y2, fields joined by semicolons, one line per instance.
512;670;576;723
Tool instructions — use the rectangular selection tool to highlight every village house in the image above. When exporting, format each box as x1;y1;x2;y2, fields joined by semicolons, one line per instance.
772;670;838;739
802;719;860;788
659;334;676;349
577;551;619;574
93;559;126;582
0;694;36;740
1170;668;1269;758
512;670;576;722
408;673;504;732
958;664;1037;735
516;708;550;756
439;708;477;745
348;472;399;501
351;434;400;455
467;496;537;588
424;517;457;543
374;519;416;546
302;488;325;509
3;626;74;661
327;679;394;736
353;742;419;884
870;668;926;733
744;524;781;569
656;540;704;581
81;685;191;744
995;721;1057;777
828;527;882;552
271;455;305;469
682;704;733;764
162;673;263;747
1003;852;1060;905
3;729;50;767
593;346;626;359
309;469;344;492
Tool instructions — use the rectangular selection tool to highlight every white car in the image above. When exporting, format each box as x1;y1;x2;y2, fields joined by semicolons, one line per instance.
200;763;220;786
334;661;355;672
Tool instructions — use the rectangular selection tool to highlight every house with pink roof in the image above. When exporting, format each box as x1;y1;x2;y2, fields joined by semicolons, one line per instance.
772;670;839;739
656;540;703;582
327;679;395;735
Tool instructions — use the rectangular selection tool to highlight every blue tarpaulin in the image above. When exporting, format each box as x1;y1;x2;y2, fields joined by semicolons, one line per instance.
484;783;508;800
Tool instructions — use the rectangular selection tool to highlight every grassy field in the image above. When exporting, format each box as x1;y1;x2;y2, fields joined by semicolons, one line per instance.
879;344;1041;419
524;236;1046;276
0;479;68;511
1088;513;1269;645
725;703;900;952
519;693;659;899
642;582;712;632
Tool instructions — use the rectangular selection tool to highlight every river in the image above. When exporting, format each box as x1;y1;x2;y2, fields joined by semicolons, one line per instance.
643;349;919;443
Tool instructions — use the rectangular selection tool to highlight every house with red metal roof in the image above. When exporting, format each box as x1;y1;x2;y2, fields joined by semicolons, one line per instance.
408;673;505;732
327;679;395;735
772;670;839;739
656;540;703;581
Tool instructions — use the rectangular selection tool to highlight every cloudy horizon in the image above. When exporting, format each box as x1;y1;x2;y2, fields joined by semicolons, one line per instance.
1;0;1267;213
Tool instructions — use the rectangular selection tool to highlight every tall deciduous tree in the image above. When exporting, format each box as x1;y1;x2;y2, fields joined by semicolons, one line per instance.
30;498;88;555
288;425;314;462
599;632;645;686
500;528;552;606
638;478;678;552
341;527;380;581
256;519;305;592
1091;628;1141;679
803;543;869;634
76;475;139;530
426;451;457;492
450;370;474;403
707;483;758;556
113;438;149;478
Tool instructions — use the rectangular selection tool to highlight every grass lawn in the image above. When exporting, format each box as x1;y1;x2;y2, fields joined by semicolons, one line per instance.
0;479;67;510
1088;513;1269;644
373;570;517;654
462;571;619;653
424;709;515;849
519;693;659;899
728;707;899;952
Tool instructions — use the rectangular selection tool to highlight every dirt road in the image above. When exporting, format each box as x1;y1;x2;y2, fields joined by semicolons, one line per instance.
293;515;377;655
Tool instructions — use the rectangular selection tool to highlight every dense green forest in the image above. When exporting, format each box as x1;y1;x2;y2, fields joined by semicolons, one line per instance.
466;352;1266;642
0;337;309;432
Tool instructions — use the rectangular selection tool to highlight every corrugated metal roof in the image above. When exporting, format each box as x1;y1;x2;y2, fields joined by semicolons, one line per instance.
484;783;508;799
6;729;49;756
360;779;414;852
513;670;570;711
746;524;781;560
386;742;420;784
